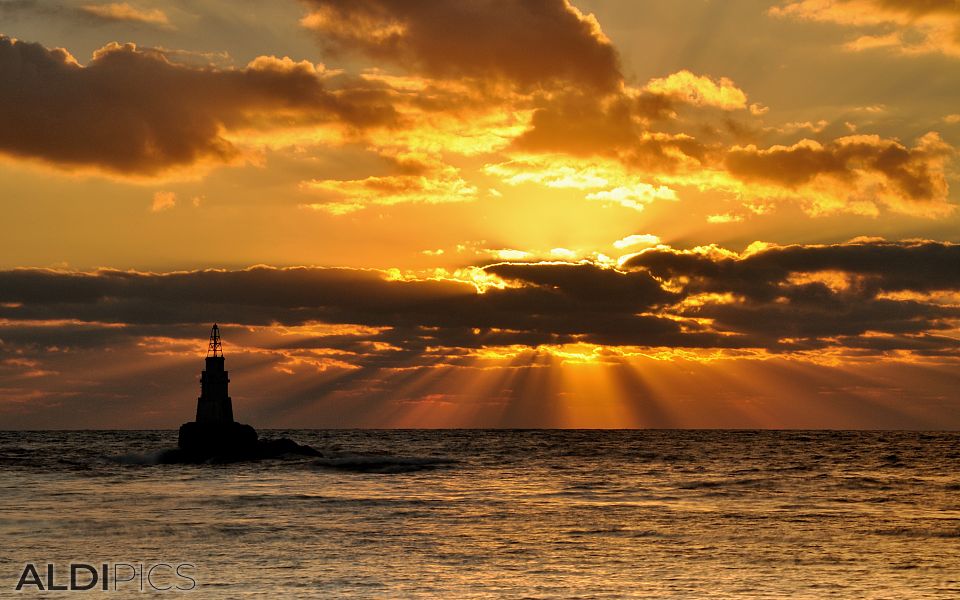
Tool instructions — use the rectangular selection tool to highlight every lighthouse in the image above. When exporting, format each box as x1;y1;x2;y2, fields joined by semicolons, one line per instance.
177;324;258;460
165;323;321;463
195;324;234;423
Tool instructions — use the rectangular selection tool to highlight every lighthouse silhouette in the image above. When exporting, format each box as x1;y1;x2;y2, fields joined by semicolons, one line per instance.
177;324;258;460
159;324;324;463
195;324;234;423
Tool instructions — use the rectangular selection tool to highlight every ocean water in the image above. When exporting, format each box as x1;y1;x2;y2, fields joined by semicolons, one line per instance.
0;430;958;599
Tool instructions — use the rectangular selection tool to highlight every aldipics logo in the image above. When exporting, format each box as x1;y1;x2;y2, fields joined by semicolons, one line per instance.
14;563;197;592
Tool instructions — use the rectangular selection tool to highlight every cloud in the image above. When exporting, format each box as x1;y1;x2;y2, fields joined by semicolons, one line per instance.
150;191;176;212
503;98;955;218
613;234;661;250
0;240;957;357
622;239;960;351
299;167;478;214
770;0;960;57
484;156;686;213
300;0;622;91
484;158;620;190
642;70;748;110
509;88;713;172
79;2;170;27
549;248;577;259
511;93;639;156
494;71;955;218
626;239;960;296
486;249;534;261
0;36;397;176
504;67;748;163
585;184;677;211
706;213;744;224
0;264;695;354
725;132;954;216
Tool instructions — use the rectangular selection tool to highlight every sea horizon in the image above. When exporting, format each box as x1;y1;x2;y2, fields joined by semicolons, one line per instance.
4;426;960;432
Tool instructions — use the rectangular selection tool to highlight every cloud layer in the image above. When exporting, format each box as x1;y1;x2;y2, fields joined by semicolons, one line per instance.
1;240;956;359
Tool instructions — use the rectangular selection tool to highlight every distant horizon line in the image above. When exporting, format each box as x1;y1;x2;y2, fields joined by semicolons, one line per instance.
2;427;958;433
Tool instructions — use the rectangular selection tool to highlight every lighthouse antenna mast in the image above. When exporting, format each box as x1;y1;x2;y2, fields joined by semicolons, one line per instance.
206;324;224;357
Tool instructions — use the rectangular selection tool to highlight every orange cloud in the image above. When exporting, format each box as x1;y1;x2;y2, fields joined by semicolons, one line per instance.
79;3;170;27
770;0;960;57
150;191;176;212
300;168;478;214
643;70;748;110
501;70;750;182
725;132;954;216
497;91;954;219
706;213;744;224
584;184;678;212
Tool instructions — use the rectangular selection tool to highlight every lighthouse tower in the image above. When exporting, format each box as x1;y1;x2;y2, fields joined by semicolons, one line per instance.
178;323;257;459
195;324;234;423
172;323;320;462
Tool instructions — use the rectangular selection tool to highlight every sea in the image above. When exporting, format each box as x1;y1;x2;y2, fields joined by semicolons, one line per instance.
0;430;958;599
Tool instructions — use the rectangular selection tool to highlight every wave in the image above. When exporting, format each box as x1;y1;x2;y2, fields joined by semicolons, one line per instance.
677;476;771;490
109;450;173;465
567;527;673;538
312;455;456;474
873;527;960;539
107;447;455;474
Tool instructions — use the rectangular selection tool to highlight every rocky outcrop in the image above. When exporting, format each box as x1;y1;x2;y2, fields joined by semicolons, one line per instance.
159;421;321;463
177;421;258;460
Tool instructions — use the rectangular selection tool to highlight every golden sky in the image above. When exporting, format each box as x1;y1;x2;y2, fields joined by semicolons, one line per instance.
0;0;958;428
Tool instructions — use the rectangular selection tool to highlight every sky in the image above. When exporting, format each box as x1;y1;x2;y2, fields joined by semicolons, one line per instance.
0;0;958;429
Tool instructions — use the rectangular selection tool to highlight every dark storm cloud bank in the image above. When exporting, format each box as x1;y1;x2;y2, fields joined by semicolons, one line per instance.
0;264;712;351
0;35;396;175
0;240;958;358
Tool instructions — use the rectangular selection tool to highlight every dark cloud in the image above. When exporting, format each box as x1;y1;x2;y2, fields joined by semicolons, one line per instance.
0;264;701;349
624;239;960;349
300;0;622;92
725;133;953;207
0;36;397;175
511;92;712;173
485;262;676;308
512;93;640;155
624;239;960;298
1;241;958;357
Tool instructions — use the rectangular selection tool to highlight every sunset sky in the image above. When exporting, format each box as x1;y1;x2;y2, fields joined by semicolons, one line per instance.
0;0;958;429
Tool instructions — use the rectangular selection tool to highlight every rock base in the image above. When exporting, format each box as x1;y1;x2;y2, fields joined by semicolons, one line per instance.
161;420;321;464
177;421;259;461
